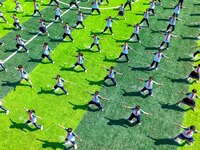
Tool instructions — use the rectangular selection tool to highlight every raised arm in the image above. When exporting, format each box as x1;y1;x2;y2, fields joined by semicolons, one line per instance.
175;123;187;129
123;105;133;110
85;91;93;95
74;133;82;141
57;124;66;130
154;81;163;86
137;78;145;82
23;107;28;112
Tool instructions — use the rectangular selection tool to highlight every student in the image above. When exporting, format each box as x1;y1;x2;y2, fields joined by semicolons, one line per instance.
15;65;33;87
69;0;80;9
149;0;156;15
124;0;133;11
15;0;24;12
41;42;54;64
123;105;152;125
15;34;29;52
38;19;49;36
0;60;7;71
173;2;181;17
173;124;199;145
159;31;176;50
100;0;109;4
13;14;23;30
102;16;114;35
54;5;63;23
0;99;9;115
24;107;43;130
138;76;163;96
176;89;199;111
86;91;108;111
156;0;162;6
75;11;85;29
192;46;200;60
0;11;7;23
62;23;74;42
103;66;123;86
129;23;141;43
166;14;177;32
117;42;134;63
48;0;59;5
57;124;82;150
91;0;101;15
89;34;102;52
147;50;170;70
115;4;126;20
53;74;69;95
187;63;200;83
139;9;150;27
73;52;88;72
33;0;42;17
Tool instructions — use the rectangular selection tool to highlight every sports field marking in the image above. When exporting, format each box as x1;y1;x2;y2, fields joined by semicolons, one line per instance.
58;0;139;10
3;1;80;63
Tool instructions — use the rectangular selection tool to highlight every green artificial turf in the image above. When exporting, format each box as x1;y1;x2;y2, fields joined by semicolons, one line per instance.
0;0;199;149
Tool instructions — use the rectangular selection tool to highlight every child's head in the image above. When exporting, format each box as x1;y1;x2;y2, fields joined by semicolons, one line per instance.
110;66;114;70
95;91;99;95
149;76;153;81
192;89;197;93
57;74;61;78
135;105;140;110
67;128;73;132
190;126;196;131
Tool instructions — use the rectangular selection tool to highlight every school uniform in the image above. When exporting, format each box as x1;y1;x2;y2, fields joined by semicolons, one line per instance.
39;21;47;33
149;1;156;15
70;0;79;9
76;14;85;28
88;94;103;110
19;69;29;81
178;128;197;143
103;19;113;34
150;52;165;69
74;55;86;71
118;6;125;16
26;113;43;129
188;66;200;80
140;80;157;96
16;37;28;52
15;1;23;12
130;25;140;41
140;11;150;27
64;129;77;149
90;36;100;51
181;93;197;107
63;26;73;41
54;78;68;94
55;8;63;22
118;45;131;62
160;33;172;49
124;0;132;10
0;101;8;113
166;17;176;32
128;108;144;123
91;1;101;14
173;4;181;17
104;69;117;85
33;2;42;16
13;17;22;30
0;11;7;22
42;45;54;63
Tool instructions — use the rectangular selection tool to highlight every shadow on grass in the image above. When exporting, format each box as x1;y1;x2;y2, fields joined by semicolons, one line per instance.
28;57;42;63
122;89;149;98
26;31;38;35
85;78;104;86
177;57;192;62
37;87;66;96
76;47;97;53
129;66;151;72
182;36;199;40
36;139;65;150
49;38;64;42
159;102;191;112
3;27;14;30
157;18;169;21
68;102;88;111
1;80;30;91
103;56;118;63
60;66;84;73
190;13;200;16
162;7;174;10
90;31;103;35
165;76;189;84
112;37;128;43
104;117;136;128
147;135;187;146
4;48;17;53
184;24;200;28
10;119;38;132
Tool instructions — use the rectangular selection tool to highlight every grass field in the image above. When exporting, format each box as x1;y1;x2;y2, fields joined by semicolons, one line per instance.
0;0;200;149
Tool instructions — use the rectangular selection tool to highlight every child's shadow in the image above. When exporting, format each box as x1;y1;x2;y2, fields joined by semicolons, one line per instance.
68;102;88;111
159;102;191;112
36;139;65;150
104;117;136;128
122;89;149;98
9;119;37;132
60;66;84;73
37;87;66;96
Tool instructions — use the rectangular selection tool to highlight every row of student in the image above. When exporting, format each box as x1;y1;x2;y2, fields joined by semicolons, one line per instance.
1;0;199;149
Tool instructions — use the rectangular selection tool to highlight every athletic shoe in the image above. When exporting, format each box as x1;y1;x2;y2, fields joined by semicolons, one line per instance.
138;123;141;125
26;50;29;53
1;42;4;46
61;20;63;23
150;93;153;96
138;40;141;43
84;69;87;72
195;80;199;83
52;61;54;64
128;120;134;124
40;125;43;131
101;109;104;111
140;91;144;95
6;110;9;115
66;92;69;95
155;68;158;71
5;69;8;72
21;28;23;30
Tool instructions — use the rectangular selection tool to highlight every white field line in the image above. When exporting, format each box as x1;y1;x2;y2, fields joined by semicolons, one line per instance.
58;0;139;10
3;2;80;63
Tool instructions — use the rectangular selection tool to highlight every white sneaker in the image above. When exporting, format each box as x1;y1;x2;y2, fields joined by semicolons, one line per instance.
66;92;69;95
128;120;134;123
6;110;9;115
84;69;87;72
40;125;43;131
52;61;54;64
196;80;199;83
26;50;29;53
138;40;141;43
138;123;141;125
1;42;4;46
140;91;144;95
150;93;153;96
155;68;158;71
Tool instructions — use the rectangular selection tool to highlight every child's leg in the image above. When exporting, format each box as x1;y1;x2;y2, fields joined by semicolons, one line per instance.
33;122;41;129
110;78;116;85
75;3;79;9
193;51;200;57
125;54;129;62
21;45;28;51
96;9;101;14
103;26;108;32
148;89;153;96
128;113;135;121
67;34;74;41
104;75;109;81
145;19;150;27
150;61;156;67
109;27;113;34
63;33;67;39
136;34;140;41
46;55;54;63
96;44;101;51
155;62;159;69
90;43;95;49
118;53;124;59
160;41;165;47
26;120;32;125
139;18;145;25
16;44;20;50
1;16;7;22
130;33;135;39
140;87;147;92
136;115;141;123
60;86;68;94
80;22;85;28
80;64;86;71
0;64;6;70
95;102;103;110
166;24;171;31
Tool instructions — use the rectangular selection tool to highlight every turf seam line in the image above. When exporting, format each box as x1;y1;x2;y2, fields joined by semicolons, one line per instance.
3;1;80;63
58;0;139;10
